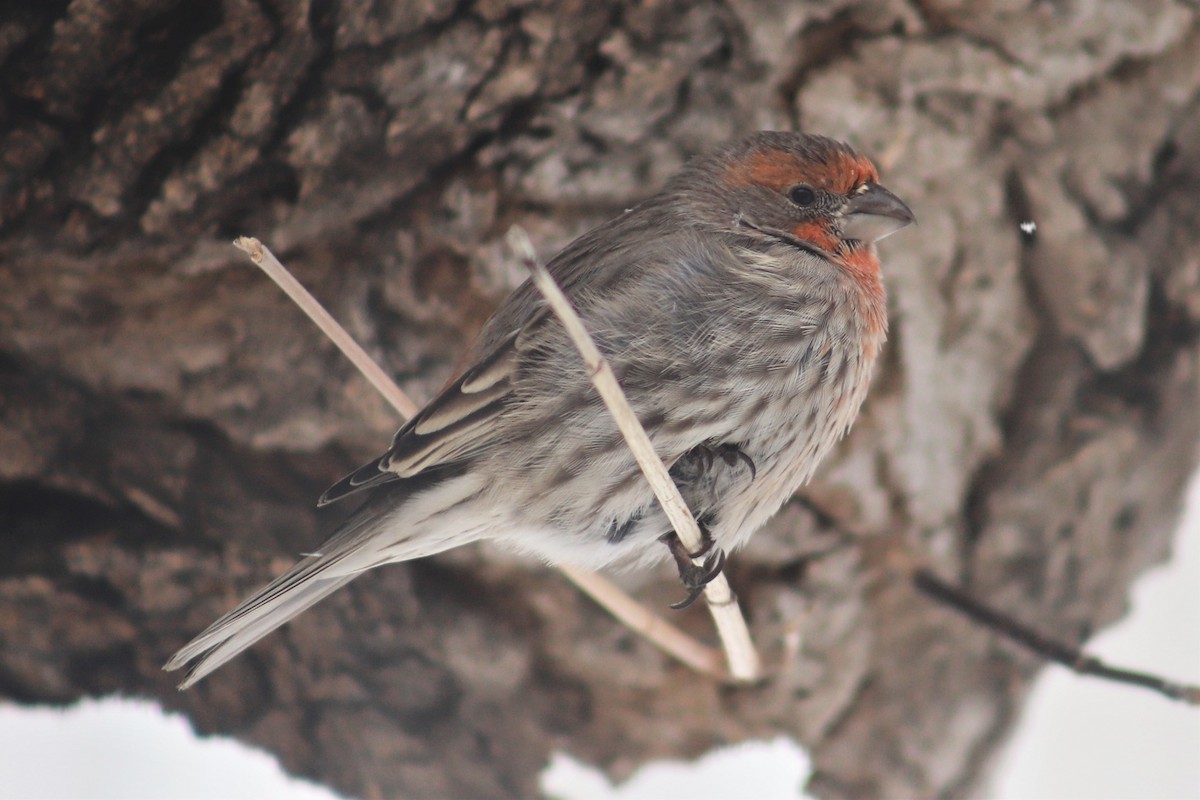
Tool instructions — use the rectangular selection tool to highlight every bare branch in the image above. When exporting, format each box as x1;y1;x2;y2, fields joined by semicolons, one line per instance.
911;568;1199;706
233;237;419;419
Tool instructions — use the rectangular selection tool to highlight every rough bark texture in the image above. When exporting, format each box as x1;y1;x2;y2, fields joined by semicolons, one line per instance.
2;1;1198;797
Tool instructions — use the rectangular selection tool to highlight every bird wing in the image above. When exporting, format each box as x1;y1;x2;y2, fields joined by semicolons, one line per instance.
318;206;671;508
317;329;521;506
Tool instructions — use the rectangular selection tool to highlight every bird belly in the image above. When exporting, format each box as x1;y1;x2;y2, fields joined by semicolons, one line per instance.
487;315;881;572
700;336;879;554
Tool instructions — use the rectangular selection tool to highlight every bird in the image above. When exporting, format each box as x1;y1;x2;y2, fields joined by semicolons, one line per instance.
164;131;914;688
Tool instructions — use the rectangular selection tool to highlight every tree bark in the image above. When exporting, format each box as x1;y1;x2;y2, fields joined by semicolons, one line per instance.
2;1;1198;797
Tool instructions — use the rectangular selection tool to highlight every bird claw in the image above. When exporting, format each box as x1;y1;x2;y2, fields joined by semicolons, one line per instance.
716;443;757;481
669;549;726;610
659;525;727;610
694;442;757;481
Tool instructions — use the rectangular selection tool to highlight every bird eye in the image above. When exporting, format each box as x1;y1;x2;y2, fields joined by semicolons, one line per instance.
788;185;816;207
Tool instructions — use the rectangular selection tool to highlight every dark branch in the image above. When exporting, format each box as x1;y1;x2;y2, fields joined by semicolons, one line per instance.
911;568;1200;706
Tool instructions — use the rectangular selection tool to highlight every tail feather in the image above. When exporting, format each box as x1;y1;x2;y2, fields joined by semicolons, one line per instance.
165;474;487;688
164;555;358;689
163;492;398;689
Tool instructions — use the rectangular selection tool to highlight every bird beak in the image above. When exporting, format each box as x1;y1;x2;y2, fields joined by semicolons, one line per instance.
841;183;916;243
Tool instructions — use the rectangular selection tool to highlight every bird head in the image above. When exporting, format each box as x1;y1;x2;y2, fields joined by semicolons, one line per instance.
672;132;915;261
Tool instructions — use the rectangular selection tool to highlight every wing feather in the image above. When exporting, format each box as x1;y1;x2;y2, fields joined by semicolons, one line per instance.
318;331;520;506
319;208;682;508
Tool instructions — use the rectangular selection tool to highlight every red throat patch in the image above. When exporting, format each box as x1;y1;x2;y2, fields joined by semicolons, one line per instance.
838;244;888;351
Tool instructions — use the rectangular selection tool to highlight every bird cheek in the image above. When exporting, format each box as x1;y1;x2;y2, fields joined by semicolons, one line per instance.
790;220;840;253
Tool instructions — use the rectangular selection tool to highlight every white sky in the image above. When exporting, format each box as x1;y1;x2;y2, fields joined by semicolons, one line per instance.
2;477;1198;800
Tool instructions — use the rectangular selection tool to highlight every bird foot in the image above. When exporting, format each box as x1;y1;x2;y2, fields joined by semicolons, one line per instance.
660;524;727;610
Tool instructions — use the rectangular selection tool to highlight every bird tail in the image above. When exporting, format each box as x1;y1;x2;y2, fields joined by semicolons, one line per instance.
165;471;485;688
163;553;361;689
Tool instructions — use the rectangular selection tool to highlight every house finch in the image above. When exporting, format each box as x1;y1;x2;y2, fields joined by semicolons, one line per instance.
165;131;914;687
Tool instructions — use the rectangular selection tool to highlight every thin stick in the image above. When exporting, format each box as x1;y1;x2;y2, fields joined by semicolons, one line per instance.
231;236;733;681
912;568;1200;705
507;226;762;682
559;564;726;678
233;237;419;419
